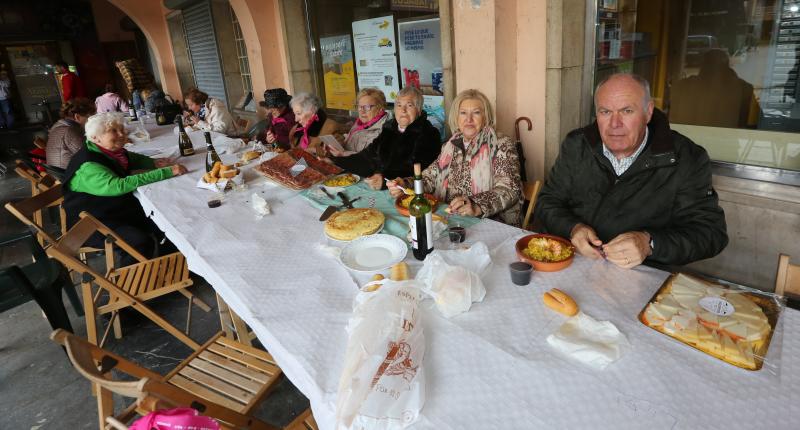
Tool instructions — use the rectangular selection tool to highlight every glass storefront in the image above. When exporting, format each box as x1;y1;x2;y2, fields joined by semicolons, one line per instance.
302;0;447;134
592;0;800;174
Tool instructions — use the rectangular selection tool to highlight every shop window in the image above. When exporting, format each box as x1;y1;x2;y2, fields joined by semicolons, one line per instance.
229;3;254;110
302;0;447;134
592;0;800;176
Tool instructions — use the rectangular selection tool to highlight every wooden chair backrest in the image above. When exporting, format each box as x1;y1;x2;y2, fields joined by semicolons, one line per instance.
48;212;148;265
15;160;58;191
51;329;150;399
4;184;64;245
522;180;542;231
775;254;800;297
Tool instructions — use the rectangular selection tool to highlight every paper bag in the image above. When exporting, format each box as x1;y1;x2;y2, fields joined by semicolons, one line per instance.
415;242;492;318
336;280;425;430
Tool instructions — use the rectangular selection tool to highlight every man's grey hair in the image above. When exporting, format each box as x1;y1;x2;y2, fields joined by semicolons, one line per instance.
396;86;424;109
594;73;652;112
289;92;322;114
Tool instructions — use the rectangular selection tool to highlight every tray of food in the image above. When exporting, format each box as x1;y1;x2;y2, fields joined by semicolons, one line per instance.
256;148;342;190
639;273;782;371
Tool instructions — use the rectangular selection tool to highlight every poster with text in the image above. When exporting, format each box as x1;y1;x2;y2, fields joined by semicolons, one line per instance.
320;34;357;110
398;18;443;102
352;16;400;102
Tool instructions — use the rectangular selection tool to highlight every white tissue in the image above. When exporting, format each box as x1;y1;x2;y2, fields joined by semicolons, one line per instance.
415;242;492;318
315;243;342;259
251;193;271;217
546;312;629;370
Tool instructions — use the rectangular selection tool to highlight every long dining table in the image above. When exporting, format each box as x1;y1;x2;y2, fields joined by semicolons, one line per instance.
128;122;799;429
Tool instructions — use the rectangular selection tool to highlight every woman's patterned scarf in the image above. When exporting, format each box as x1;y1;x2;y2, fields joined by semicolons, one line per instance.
346;110;386;144
434;126;497;199
295;113;319;149
97;144;130;171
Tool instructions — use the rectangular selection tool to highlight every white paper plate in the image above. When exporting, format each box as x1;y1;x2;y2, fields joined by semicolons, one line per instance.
340;234;407;272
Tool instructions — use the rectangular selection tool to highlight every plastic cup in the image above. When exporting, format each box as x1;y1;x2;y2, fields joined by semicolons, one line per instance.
509;262;533;286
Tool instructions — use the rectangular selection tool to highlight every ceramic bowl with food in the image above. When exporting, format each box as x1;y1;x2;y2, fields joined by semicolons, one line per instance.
323;173;360;188
515;234;575;272
395;193;439;217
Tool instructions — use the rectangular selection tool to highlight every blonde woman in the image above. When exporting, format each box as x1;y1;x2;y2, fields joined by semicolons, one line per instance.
388;89;522;226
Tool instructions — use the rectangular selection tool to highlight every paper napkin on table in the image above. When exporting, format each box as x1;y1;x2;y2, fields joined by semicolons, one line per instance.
546;312;629;370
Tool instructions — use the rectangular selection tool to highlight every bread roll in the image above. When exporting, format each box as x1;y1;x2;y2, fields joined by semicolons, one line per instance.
220;168;239;179
543;288;579;317
210;161;222;177
390;262;409;281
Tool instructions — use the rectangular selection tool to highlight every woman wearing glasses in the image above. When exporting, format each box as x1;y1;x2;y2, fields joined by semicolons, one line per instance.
327;86;441;190
341;88;389;155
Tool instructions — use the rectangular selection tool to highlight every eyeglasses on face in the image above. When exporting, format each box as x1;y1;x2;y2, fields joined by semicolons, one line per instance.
357;104;376;112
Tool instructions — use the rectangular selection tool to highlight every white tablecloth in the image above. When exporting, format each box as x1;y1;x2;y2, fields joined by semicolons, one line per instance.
130;125;800;429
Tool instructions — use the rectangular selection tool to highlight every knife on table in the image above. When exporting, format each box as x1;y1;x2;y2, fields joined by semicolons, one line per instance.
319;186;336;200
338;191;354;209
318;197;362;221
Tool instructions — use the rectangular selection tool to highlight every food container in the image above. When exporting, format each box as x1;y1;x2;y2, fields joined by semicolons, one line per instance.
638;273;783;371
514;234;575;272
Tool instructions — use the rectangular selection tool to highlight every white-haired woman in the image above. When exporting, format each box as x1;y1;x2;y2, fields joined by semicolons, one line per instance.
388;89;522;226
62;112;187;259
328;86;440;190
289;92;342;154
340;87;389;154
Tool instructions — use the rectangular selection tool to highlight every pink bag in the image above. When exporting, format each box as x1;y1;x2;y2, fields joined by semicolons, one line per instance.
128;407;221;430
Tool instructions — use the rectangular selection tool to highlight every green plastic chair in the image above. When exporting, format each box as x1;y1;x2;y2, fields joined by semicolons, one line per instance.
0;230;83;332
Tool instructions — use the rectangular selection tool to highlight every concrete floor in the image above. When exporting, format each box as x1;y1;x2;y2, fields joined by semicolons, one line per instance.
0;127;309;429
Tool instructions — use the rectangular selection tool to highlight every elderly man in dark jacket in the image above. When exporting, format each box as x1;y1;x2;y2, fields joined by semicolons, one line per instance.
534;73;727;268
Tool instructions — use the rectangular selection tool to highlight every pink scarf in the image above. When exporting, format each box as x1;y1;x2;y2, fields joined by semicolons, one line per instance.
346;110;386;144
296;113;319;149
272;116;288;126
97;145;130;171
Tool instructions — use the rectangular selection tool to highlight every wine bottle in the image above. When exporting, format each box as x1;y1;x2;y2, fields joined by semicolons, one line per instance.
409;163;433;260
204;131;221;172
128;99;136;118
176;115;195;156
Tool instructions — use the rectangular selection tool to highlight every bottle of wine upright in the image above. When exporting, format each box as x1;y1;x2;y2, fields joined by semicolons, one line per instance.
409;163;434;260
204;131;221;172
128;99;136;119
176;115;195;156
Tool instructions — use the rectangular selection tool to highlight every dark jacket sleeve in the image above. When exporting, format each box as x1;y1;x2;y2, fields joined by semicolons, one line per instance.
645;143;728;265
533;133;586;239
410;123;442;173
331;131;385;177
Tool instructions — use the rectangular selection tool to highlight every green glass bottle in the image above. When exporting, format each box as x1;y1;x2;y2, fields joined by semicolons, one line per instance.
176;115;195;156
204;132;221;172
409;163;433;260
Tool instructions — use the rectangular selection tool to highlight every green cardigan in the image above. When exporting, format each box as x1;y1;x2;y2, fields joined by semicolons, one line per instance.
69;141;173;197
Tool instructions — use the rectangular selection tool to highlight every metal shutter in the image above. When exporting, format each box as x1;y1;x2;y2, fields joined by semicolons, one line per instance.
183;0;227;103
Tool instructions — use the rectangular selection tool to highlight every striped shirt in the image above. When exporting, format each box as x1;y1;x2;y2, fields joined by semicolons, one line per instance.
602;127;649;176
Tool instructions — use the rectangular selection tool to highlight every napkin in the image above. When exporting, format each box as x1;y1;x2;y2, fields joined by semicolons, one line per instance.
415;242;491;318
546;312;629;370
251;193;271;217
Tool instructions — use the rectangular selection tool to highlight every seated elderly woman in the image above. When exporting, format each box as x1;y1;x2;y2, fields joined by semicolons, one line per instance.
262;88;295;150
327;86;440;190
46;97;96;169
341;88;390;155
289;93;342;155
388;89;523;226
183;88;238;136
63;112;187;258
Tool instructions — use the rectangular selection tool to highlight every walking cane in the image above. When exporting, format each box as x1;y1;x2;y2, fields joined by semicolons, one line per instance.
514;117;532;182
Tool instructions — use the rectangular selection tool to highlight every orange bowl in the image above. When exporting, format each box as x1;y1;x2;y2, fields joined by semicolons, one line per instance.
515;233;575;272
395;194;439;217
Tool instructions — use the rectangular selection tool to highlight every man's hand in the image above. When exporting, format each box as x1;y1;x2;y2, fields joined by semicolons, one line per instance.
448;196;482;217
171;164;188;176
602;231;652;269
570;223;605;259
365;173;383;190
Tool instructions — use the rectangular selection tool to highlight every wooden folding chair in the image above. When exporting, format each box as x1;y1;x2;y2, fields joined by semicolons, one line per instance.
217;294;256;346
52;329;316;430
46;211;210;350
521;180;542;231
775;254;800;297
13;160;60;246
5;183;102;263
